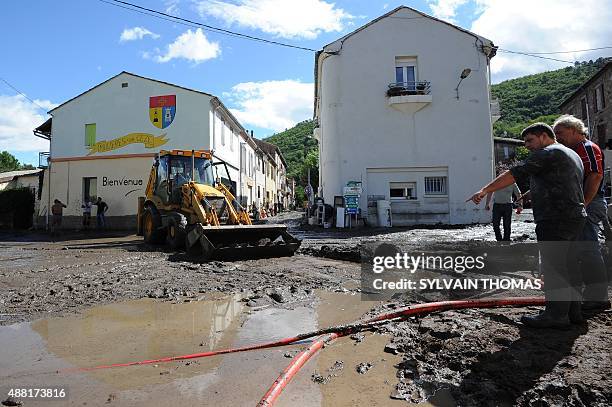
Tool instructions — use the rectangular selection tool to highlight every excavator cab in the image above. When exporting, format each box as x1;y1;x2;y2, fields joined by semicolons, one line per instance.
138;149;301;260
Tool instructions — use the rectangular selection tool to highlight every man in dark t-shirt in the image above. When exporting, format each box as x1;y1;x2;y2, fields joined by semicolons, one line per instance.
467;123;586;329
95;197;109;229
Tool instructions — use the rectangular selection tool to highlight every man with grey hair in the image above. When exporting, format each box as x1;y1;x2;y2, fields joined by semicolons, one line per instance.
467;123;586;329
554;114;611;312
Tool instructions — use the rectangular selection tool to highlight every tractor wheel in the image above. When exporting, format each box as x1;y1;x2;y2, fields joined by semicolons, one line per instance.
143;207;164;244
167;213;187;250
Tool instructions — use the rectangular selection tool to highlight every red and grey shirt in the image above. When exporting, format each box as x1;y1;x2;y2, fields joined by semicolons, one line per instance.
572;140;605;196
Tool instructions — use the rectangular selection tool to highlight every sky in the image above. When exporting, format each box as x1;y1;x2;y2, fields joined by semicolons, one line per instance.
2;0;611;166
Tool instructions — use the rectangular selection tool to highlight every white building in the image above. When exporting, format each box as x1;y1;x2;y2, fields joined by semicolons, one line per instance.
255;150;266;209
36;72;257;229
314;6;498;225
239;134;259;208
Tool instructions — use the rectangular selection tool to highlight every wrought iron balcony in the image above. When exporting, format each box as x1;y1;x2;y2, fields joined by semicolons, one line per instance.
387;81;431;97
387;81;432;114
38;152;50;168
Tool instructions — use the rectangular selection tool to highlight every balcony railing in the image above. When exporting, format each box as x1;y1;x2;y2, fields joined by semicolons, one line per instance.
387;81;431;97
39;152;50;168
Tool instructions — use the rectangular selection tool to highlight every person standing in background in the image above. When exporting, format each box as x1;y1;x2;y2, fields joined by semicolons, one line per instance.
81;199;92;231
95;197;108;230
485;175;522;241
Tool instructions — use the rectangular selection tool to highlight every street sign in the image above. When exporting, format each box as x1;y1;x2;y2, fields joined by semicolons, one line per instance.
343;186;362;195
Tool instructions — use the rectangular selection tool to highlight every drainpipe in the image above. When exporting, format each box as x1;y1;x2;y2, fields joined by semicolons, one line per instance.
47;127;54;231
239;141;246;206
585;97;593;140
487;55;495;179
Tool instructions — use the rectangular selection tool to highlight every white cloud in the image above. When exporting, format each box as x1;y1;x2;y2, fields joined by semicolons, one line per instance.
469;0;612;82
155;28;220;63
225;80;313;132
165;0;180;16
195;0;353;39
0;95;55;152
119;27;160;42
427;0;469;23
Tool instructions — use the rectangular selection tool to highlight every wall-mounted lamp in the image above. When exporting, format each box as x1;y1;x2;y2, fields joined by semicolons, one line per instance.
455;68;472;99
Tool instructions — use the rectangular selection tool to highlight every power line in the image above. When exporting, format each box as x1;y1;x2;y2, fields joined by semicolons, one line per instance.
0;77;49;112
497;49;575;64
98;0;318;52
510;45;612;55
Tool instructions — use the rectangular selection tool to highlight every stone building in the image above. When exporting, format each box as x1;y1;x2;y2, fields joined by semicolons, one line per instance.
559;61;611;147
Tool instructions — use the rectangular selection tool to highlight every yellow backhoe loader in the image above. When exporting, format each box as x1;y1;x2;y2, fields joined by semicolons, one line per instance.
137;149;300;260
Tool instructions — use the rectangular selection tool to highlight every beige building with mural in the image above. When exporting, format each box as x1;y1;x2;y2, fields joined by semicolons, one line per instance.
36;71;256;229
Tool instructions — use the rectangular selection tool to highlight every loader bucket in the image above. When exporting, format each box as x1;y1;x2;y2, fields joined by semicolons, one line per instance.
186;223;301;261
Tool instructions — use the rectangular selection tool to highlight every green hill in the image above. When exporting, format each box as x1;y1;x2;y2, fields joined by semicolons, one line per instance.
263;120;317;203
492;58;608;137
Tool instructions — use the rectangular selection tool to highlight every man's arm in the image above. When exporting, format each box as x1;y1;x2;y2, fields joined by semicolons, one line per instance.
485;192;493;210
466;171;516;205
583;172;603;206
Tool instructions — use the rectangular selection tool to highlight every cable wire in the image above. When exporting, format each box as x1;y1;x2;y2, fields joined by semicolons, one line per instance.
0;77;49;112
511;45;612;55
98;0;318;52
98;0;611;63
497;49;575;64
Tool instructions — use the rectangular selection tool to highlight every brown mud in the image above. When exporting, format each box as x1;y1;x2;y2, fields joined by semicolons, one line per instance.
1;210;611;406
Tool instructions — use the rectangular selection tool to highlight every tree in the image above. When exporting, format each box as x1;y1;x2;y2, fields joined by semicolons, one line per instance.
492;58;607;138
0;151;21;172
0;151;36;172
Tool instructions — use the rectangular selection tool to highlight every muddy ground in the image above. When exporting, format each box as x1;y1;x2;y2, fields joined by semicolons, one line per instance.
1;210;611;406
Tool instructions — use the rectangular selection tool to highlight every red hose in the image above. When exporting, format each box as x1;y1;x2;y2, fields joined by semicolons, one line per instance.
60;296;544;374
257;333;339;407
257;296;545;406
59;335;310;373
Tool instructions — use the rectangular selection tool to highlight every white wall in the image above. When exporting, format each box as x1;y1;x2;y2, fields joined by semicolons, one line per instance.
46;72;251;219
51;73;213;158
255;152;265;208
40;157;151;217
318;8;494;224
239;140;257;206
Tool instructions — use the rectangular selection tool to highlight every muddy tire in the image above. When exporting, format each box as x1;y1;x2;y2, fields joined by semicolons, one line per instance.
143;207;165;244
167;213;187;250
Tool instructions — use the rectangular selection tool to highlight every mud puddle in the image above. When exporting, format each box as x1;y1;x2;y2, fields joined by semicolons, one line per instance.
0;290;404;406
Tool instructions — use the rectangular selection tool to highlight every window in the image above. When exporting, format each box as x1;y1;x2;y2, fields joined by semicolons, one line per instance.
83;177;97;202
121;82;128;88
214;112;222;149
258;186;261;199
85;123;96;147
395;57;417;90
597;124;607;147
580;97;588;120
221;120;226;146
595;85;605;112
390;182;416;200
424;176;448;195
240;145;246;172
